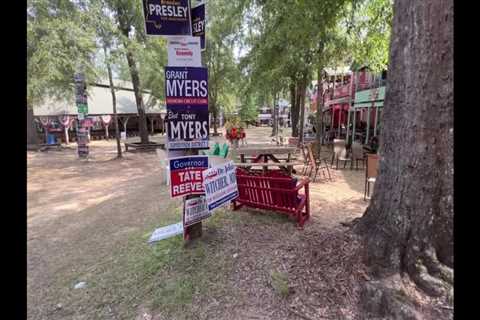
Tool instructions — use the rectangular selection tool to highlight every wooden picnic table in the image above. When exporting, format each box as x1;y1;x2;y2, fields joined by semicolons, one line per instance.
235;145;300;174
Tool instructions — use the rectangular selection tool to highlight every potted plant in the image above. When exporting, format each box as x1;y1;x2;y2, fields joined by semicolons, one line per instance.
225;117;243;148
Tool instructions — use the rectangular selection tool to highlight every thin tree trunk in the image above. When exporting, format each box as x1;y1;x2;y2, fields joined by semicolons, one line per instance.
212;109;218;135
271;91;278;137
104;44;122;158
315;67;324;157
289;81;296;134
354;0;453;315
298;75;307;146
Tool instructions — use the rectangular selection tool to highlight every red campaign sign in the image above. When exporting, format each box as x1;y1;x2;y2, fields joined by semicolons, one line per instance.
169;156;208;198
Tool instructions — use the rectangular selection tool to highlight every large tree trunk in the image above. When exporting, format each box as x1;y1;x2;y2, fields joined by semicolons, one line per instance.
124;49;149;144
27;105;39;146
290;79;299;137
354;0;453;310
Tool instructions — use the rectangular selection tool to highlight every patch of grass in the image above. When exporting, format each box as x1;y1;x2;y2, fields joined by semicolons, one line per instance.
270;270;290;298
45;201;234;319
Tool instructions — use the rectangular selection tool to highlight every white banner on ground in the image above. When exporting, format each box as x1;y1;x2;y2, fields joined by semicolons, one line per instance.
148;222;184;244
167;36;202;67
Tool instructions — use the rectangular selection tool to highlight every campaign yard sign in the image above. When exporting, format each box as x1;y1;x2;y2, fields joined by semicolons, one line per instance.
167;36;201;67
165;67;209;150
191;3;205;50
202;161;239;212
183;196;210;227
142;0;191;36
169;155;208;198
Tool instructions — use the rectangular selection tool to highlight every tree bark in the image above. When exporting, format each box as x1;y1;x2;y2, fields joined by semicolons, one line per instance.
354;0;453;303
290;79;299;137
271;91;278;137
315;67;324;157
298;74;307;146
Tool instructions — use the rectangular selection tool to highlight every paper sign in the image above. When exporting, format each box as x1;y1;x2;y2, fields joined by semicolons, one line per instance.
121;131;127;141
142;0;192;36
184;196;210;227
191;3;205;50
202;161;239;212
148;222;184;244
167;36;201;67
165;66;209;150
169;155;208;198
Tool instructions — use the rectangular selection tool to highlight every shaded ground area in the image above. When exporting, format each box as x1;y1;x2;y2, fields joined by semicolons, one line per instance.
27;127;449;320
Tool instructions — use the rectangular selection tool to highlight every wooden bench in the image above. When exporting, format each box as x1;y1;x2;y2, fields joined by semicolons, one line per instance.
39;143;62;152
233;169;310;228
124;142;165;152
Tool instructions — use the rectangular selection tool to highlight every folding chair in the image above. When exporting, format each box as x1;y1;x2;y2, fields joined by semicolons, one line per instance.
306;144;332;182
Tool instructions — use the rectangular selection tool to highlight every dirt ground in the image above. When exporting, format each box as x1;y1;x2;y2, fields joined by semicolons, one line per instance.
27;127;449;320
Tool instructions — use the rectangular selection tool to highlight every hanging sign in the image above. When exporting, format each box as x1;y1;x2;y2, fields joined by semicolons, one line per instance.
183;196;210;227
169;155;208;198
142;0;192;36
58;115;71;127
39;116;51;128
101;115;112;125
202;161;239;212
191;3;205;51
165;66;209;150
167;36;201;67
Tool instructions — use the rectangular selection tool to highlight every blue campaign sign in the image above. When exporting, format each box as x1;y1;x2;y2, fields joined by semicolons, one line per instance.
191;3;205;50
142;0;192;36
165;66;209;150
202;161;239;212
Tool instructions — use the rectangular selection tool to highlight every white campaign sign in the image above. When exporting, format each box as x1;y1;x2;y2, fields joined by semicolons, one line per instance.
184;196;210;227
167;36;202;67
202;161;239;213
